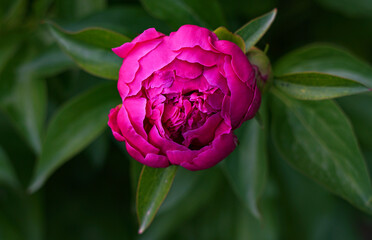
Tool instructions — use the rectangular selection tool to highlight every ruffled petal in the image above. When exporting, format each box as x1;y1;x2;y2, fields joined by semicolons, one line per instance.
180;132;237;171
126;143;169;168
113;28;165;58
169;25;218;52
108;104;125;141
223;56;254;129
117;105;159;156
212;39;254;84
123;97;147;139
182;113;222;147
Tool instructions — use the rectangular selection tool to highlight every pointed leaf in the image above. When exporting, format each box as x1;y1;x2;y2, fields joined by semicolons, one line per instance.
47;22;130;80
274;44;372;88
214;26;245;52
28;82;119;192
271;88;372;214
275;72;370;100
137;166;178;234
235;9;277;51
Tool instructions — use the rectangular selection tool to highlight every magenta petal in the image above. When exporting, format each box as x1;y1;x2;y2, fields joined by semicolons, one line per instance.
113;28;165;58
126;143;169;168
223;58;254;129
117;105;159;156
108;104;125;141
169;25;218;52
203;66;229;94
212;39;254;84
180;132;237;171
182;114;222;147
176;47;220;67
148;125;188;152
123;97;147;139
118;38;163;98
244;85;261;121
173;59;203;79
166;150;198;165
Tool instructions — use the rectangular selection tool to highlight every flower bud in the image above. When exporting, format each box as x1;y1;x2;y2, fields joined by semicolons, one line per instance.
247;47;272;92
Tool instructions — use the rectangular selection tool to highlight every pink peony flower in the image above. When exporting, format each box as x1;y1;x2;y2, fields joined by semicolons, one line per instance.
108;25;261;171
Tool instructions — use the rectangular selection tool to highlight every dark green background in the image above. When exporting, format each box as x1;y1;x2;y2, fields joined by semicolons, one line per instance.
1;0;372;239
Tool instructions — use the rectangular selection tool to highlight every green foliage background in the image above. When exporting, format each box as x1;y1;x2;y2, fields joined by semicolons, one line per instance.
0;0;372;239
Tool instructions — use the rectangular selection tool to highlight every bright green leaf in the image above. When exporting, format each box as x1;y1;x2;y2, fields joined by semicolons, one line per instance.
137;166;178;234
274;44;372;88
28;82;119;192
214;26;245;52
47;22;130;80
235;8;277;51
275;72;370;100
140;0;226;29
221;98;268;220
271;88;372;214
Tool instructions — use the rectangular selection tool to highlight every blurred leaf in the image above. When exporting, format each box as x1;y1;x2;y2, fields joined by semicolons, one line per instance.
0;190;44;240
0;33;24;103
221;98;268;220
2;77;47;154
316;0;372;18
66;6;171;38
28;82;119;192
1;47;72;154
54;0;106;20
0;146;19;190
19;46;74;78
0;0;27;29
275;72;370;100
139;168;220;240
47;22;130;80
271;88;372;214
137;166;178;234
214;26;245;52
270;141;364;240
140;0;226;29
235;8;277;51
337;92;372;151
31;0;54;19
274;44;372;88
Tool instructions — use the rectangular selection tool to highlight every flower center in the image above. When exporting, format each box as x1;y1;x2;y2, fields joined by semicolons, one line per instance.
161;91;213;147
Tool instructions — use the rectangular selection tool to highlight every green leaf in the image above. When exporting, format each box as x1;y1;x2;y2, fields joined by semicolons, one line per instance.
28;82;119;192
271;88;372;214
214;26;245;52
0;146;19;190
66;6;171;38
316;0;372;18
275;72;370;100
1;47;72;154
137;166;178;234
140;0;226;29
2;77;46;154
47;22;130;80
337;93;372;151
138;168;221;240
235;8;277;51
274;44;372;88
221;98;268;220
